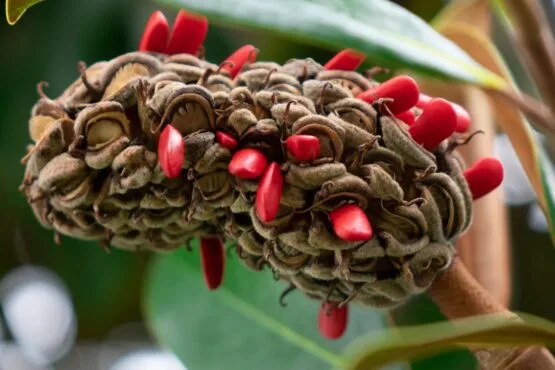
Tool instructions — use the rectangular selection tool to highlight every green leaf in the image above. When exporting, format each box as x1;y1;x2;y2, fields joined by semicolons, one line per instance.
143;244;389;370
159;0;504;87
345;312;555;370
5;0;43;25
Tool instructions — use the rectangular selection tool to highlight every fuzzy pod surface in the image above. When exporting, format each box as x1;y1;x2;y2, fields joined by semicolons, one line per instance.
21;34;477;310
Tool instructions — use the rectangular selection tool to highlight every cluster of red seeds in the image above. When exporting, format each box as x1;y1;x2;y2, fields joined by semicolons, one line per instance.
22;10;504;340
138;11;503;339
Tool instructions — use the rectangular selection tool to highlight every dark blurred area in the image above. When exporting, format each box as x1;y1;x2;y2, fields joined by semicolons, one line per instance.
0;0;554;369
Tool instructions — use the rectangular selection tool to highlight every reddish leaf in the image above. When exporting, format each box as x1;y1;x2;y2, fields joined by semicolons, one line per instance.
221;45;257;78
255;162;283;223
329;204;373;241
408;98;457;150
166;10;208;55
215;131;238;150
200;236;225;290
139;11;170;53
285;135;320;161
158;124;184;179
357;75;420;115
395;110;415;126
228;148;268;179
323;49;365;71
318;303;348;340
464;157;504;200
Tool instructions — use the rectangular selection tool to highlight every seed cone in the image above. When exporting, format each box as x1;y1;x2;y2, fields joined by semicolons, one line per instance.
21;46;474;309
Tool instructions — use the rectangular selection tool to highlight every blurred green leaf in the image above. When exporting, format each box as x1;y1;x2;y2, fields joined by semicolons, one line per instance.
144;245;388;370
345;313;555;370
5;0;43;25
160;0;504;87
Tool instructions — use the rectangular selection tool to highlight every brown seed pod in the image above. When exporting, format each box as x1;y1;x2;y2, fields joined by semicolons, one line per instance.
21;47;475;310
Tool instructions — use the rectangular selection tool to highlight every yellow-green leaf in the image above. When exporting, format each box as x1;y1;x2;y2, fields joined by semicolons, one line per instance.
5;0;43;25
345;313;555;370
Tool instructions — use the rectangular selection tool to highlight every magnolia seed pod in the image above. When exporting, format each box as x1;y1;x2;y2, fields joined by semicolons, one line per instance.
284;162;347;190
316;70;372;96
281;58;323;81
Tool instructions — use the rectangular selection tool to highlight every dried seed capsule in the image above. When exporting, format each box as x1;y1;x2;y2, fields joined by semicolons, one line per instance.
29;98;69;142
138;10;169;53
317;70;372;96
303;80;352;106
281;58;323;81
285;135;320;162
200;236;225;290
329;204;373;242
324;49;365;71
464;157;504;200
357;75;419;115
381;116;436;169
158;124;184;179
408;98;457;150
292;115;345;161
361;164;404;201
166;10;208;55
255;162;283;223
221;45;258;78
318;303;348;340
285;162;347;190
227;108;258;136
228;148;268;179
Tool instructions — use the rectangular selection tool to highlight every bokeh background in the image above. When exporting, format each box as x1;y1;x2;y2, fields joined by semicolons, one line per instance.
0;0;554;369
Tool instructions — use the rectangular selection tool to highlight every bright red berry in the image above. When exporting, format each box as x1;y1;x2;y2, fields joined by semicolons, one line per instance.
221;45;257;78
357;75;420;115
166;10;208;55
139;11;170;53
200;236;225;290
323;49;365;71
215;131;238;150
318;303;348;340
158;124;184;179
408;98;457;150
285;135;320;161
228;148;268;179
464;157;504;200
255;162;283;223
395;110;415;125
329;204;373;242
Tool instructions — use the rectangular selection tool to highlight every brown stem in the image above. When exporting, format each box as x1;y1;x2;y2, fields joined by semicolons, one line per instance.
428;259;555;369
503;0;555;131
488;87;555;143
457;87;511;307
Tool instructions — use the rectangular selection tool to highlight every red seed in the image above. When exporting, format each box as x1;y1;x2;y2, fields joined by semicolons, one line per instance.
329;204;373;241
200;236;225;290
166;10;208;55
395;110;415;126
318;303;348;340
357;75;420;115
138;11;170;53
215;131;238;150
417;94;470;133
323;49;365;71
221;45;257;79
255;162;283;223
408;98;457;150
452;102;471;133
228;148;268;179
416;93;432;108
285;135;320;161
464;157;504;200
158;124;184;179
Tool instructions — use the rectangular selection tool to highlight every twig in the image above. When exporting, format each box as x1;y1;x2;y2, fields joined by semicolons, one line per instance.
503;0;555;129
428;259;555;369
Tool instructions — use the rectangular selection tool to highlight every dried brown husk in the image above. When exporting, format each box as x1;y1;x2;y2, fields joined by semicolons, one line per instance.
21;51;473;310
